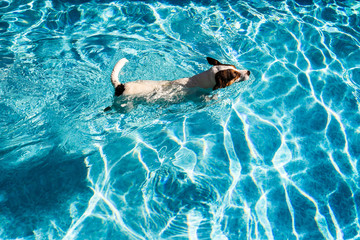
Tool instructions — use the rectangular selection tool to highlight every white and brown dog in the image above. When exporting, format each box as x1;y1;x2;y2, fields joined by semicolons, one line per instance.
110;57;250;97
106;57;250;111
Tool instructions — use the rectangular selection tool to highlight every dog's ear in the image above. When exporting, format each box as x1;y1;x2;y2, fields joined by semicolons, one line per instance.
207;57;223;66
213;69;240;90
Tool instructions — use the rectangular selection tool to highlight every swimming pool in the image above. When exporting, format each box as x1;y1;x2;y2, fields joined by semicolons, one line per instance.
1;0;360;239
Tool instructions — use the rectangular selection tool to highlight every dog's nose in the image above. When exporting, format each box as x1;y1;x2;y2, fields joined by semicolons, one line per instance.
247;70;251;76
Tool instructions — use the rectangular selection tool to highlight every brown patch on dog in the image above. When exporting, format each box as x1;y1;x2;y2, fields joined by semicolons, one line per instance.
213;69;241;90
207;57;223;66
115;84;125;96
207;57;236;69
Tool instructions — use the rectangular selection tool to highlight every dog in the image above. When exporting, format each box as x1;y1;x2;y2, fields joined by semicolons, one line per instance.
111;57;250;96
106;57;250;111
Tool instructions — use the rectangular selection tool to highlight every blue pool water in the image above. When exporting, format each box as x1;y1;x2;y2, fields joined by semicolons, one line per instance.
1;0;360;239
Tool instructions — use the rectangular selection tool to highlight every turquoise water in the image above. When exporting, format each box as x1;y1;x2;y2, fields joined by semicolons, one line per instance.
1;0;360;239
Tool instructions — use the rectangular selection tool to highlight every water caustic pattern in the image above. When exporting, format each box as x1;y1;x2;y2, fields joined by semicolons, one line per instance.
1;0;360;239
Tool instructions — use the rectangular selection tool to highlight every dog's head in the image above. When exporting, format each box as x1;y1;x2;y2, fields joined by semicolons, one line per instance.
207;57;250;90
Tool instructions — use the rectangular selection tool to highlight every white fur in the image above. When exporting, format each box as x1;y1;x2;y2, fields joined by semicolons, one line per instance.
111;58;128;88
110;58;249;96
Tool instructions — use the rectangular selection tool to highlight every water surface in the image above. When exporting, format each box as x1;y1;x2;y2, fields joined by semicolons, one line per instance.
1;0;360;239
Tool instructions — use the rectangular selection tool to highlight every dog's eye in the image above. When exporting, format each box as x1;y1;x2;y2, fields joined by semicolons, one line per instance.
230;70;238;78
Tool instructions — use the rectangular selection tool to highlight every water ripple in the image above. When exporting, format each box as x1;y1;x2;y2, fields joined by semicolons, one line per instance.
1;0;360;239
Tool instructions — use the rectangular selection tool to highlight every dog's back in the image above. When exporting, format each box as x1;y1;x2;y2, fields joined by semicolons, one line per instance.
120;80;171;96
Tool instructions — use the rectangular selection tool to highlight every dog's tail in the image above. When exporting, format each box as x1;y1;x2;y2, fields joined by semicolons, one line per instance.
111;58;128;88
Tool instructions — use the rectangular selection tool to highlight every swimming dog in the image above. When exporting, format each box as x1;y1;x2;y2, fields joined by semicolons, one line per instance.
110;57;250;97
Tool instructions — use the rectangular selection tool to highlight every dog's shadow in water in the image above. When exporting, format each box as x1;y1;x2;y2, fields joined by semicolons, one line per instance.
104;86;218;114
